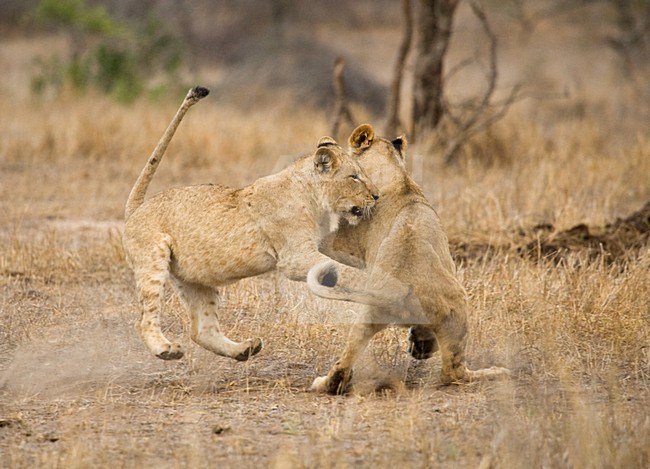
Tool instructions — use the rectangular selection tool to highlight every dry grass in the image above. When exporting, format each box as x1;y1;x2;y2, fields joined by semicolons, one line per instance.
1;16;650;468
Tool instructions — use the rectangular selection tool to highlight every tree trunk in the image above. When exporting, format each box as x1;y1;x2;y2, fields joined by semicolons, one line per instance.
411;0;459;140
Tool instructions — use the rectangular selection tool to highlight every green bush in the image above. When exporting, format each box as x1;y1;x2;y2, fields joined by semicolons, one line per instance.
32;0;183;103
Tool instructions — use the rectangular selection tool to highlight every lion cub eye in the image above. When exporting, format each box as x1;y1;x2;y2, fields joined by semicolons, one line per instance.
349;174;361;182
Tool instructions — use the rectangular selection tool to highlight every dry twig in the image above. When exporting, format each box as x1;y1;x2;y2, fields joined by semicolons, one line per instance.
384;0;413;137
330;56;355;139
442;1;522;164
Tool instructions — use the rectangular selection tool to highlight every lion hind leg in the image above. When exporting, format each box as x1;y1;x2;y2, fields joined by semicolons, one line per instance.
436;309;510;384
311;310;386;394
172;280;262;361
134;234;184;360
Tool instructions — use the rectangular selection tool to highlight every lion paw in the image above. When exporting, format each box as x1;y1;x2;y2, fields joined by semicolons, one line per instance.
310;376;329;392
309;368;352;395
155;343;184;360
234;338;263;362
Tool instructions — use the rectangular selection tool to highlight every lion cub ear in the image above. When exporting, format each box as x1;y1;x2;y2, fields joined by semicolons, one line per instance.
348;124;375;151
314;147;341;173
317;136;337;148
392;134;407;158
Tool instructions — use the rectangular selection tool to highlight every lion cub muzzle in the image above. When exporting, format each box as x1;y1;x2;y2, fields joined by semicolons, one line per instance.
350;192;378;219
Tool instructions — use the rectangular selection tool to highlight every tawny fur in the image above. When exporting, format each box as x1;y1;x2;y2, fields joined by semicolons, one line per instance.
308;124;510;394
123;88;379;362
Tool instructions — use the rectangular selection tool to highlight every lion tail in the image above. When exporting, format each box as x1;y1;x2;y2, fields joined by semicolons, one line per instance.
463;366;512;381
307;260;411;308
124;86;210;221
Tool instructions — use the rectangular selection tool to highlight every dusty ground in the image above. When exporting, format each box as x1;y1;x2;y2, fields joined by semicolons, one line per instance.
1;2;650;467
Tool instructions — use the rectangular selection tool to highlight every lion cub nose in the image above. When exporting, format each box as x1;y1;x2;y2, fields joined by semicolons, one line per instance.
373;194;379;201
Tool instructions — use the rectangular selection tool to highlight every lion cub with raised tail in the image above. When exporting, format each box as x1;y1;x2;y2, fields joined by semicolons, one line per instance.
123;87;378;362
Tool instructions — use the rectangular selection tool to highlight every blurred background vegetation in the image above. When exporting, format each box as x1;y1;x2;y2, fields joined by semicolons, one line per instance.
0;0;648;155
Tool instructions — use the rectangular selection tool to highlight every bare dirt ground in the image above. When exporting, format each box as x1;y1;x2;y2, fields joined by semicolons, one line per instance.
1;2;650;467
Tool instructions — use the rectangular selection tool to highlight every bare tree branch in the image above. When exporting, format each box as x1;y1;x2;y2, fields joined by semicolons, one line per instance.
508;0;593;38
605;0;650;74
442;85;522;163
444;54;478;83
454;2;497;132
330;56;355;139
441;1;521;164
384;0;413;137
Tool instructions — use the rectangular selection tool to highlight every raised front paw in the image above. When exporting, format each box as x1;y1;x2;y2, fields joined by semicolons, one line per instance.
155;342;184;360
234;338;263;362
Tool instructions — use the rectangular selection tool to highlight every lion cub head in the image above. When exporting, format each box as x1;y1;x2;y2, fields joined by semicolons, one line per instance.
347;124;408;192
314;136;379;226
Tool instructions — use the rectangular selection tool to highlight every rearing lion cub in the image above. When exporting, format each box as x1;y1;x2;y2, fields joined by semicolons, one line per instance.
308;124;510;393
123;87;379;362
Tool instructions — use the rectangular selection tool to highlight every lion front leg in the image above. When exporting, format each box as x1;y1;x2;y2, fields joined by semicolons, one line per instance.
172;280;263;361
311;313;386;394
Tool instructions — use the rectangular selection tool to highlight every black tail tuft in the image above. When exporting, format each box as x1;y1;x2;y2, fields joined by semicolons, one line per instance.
191;86;210;99
319;265;338;288
190;86;210;100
